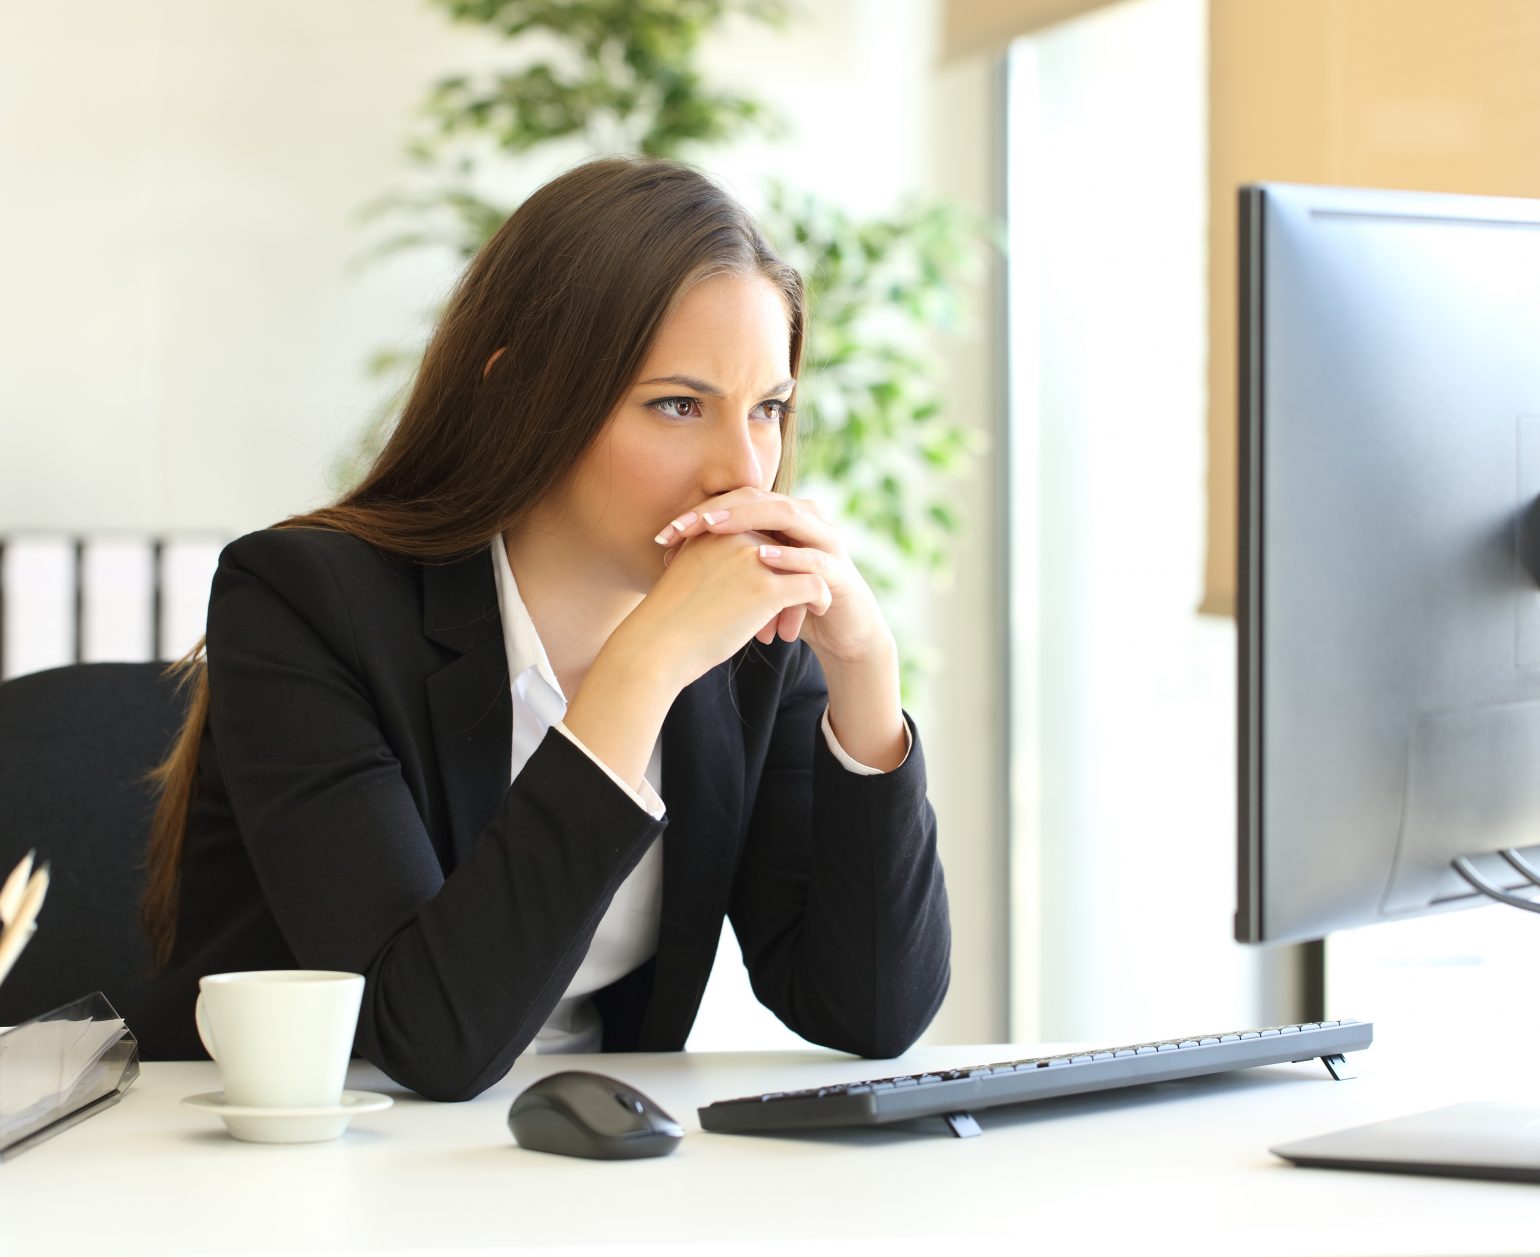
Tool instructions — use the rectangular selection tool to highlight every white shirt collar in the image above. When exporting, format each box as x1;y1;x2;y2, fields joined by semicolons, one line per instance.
490;532;567;721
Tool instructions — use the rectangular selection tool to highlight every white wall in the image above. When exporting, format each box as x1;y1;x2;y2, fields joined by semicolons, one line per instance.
0;1;953;534
1008;0;1267;1042
921;52;1011;1044
4;4;437;530
0;0;1007;1047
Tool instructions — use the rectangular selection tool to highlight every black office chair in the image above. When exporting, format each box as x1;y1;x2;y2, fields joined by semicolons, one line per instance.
0;661;188;1025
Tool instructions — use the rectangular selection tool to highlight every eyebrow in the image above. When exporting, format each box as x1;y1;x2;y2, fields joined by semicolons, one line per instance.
636;374;796;398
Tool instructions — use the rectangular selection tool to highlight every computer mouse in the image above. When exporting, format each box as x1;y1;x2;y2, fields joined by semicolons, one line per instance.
507;1070;684;1160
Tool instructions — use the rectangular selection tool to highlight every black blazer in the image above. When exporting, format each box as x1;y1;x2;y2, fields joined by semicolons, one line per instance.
130;528;950;1100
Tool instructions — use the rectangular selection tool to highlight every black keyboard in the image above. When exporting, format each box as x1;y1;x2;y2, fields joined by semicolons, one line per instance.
698;1019;1373;1136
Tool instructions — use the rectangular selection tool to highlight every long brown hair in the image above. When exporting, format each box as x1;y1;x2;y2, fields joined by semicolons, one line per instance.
141;157;806;965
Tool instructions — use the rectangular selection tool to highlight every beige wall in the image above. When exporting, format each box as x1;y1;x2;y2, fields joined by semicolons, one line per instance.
943;0;1123;56
1204;0;1540;614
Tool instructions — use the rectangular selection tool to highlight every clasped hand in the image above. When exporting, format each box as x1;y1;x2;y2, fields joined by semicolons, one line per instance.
642;487;892;686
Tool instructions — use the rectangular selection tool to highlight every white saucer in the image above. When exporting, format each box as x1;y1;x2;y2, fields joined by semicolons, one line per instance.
182;1089;393;1143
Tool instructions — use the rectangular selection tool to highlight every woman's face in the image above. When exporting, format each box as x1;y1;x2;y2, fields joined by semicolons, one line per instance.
549;271;794;592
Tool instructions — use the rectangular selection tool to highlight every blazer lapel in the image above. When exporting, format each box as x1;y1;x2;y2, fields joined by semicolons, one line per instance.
420;550;512;868
638;661;746;1045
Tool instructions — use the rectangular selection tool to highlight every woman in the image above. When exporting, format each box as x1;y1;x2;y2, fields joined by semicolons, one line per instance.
132;157;950;1101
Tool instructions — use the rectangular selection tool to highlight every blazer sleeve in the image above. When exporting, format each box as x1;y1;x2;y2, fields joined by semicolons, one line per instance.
727;643;951;1058
203;532;664;1101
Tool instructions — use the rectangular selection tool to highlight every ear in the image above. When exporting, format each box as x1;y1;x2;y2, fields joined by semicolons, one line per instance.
482;347;506;381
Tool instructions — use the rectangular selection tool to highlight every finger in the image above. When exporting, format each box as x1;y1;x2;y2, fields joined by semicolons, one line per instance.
785;574;832;617
776;605;806;642
652;510;701;547
756;542;839;592
654;490;833;549
699;496;836;551
755;615;778;645
757;546;840;620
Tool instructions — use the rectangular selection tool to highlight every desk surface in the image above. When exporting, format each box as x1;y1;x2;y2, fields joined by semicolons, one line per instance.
2;1039;1536;1256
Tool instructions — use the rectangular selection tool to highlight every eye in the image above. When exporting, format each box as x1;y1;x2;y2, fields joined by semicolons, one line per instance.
754;399;794;424
648;396;702;420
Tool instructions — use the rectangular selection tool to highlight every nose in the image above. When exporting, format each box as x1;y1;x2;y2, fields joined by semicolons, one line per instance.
701;415;772;497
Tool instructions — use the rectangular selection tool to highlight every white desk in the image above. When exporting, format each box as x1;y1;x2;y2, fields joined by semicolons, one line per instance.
2;1040;1535;1256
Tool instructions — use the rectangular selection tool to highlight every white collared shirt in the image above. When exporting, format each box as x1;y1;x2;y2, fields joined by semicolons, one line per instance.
492;535;665;1054
489;536;908;1054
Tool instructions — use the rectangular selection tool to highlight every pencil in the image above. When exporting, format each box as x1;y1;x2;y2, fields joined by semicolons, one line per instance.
0;864;50;989
0;850;35;925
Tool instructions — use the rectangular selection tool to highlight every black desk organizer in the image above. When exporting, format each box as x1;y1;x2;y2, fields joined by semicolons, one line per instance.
0;991;139;1161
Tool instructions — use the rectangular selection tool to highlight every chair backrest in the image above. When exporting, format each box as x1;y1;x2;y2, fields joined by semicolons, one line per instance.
0;661;187;1025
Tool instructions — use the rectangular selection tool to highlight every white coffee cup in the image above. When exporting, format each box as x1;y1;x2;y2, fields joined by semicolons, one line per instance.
195;970;365;1108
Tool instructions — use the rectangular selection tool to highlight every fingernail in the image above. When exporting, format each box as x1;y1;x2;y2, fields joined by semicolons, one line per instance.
759;545;782;559
672;511;698;530
653;528;673;545
663;547;677;567
702;509;730;525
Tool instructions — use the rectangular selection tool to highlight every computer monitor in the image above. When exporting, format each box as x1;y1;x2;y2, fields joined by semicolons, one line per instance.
1236;182;1540;946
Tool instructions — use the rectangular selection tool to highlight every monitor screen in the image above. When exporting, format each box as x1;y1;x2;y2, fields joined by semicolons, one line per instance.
1237;182;1540;945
